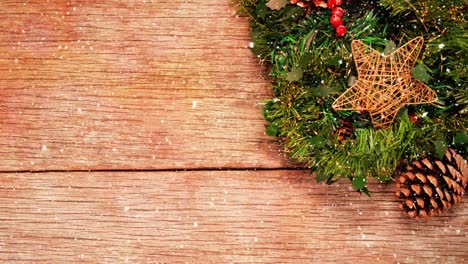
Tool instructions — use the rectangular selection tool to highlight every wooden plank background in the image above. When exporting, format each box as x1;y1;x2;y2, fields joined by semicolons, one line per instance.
0;0;467;263
0;0;287;171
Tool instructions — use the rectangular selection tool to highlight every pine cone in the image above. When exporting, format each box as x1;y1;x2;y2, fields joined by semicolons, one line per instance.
337;119;354;141
396;148;468;219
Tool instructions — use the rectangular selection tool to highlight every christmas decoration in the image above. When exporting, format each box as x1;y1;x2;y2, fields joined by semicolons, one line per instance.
335;24;347;37
337;119;354;142
236;0;467;211
289;0;347;35
289;0;310;9
396;148;468;219
327;0;342;9
331;7;344;17
330;15;343;28
409;113;419;124
332;37;438;128
289;0;327;11
329;3;346;37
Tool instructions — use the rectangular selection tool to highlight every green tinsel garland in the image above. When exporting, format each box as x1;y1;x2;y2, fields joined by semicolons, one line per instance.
237;0;467;193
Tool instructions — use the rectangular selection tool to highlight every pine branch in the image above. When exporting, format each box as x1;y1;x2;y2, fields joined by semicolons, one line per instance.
239;0;467;192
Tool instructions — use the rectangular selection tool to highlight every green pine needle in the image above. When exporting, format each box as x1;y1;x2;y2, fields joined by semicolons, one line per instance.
240;0;467;192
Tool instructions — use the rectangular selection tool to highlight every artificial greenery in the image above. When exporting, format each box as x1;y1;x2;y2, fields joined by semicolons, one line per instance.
236;0;467;193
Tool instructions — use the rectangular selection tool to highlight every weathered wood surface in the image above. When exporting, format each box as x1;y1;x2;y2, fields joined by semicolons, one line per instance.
1;171;467;263
0;0;288;171
0;1;467;263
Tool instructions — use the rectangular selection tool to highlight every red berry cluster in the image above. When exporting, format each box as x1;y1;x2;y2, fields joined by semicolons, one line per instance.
327;0;346;37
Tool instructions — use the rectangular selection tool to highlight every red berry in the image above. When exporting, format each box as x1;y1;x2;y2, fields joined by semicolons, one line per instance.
330;15;343;28
336;25;347;37
335;0;343;6
331;7;344;17
410;114;419;124
327;0;337;9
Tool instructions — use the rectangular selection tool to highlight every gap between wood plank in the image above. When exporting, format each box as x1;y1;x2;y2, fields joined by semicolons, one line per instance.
0;166;308;174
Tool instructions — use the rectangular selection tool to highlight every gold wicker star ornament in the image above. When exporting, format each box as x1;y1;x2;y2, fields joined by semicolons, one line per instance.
332;37;438;128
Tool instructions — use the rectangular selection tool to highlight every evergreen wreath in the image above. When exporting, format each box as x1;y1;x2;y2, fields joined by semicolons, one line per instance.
235;0;467;205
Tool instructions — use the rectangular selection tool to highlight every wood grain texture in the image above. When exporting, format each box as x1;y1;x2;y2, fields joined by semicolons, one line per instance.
0;0;289;171
0;170;467;263
1;1;467;263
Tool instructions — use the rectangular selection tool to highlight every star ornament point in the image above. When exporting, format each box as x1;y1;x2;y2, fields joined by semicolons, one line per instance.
332;37;438;129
